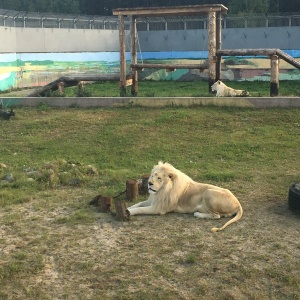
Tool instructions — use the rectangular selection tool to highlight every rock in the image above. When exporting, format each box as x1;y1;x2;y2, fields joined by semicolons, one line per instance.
2;174;13;182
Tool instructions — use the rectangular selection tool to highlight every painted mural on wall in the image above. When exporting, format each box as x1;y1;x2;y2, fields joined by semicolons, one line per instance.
0;50;299;91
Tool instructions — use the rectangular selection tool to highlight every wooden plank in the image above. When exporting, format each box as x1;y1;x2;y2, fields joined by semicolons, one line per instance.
217;49;278;57
131;63;208;71
217;48;300;70
113;5;228;17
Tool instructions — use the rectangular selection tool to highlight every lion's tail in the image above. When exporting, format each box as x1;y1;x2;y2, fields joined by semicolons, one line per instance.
211;205;243;232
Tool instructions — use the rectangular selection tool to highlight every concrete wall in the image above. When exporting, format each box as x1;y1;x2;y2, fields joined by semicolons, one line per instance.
137;27;300;51
1;27;121;53
1;26;300;53
0;25;299;91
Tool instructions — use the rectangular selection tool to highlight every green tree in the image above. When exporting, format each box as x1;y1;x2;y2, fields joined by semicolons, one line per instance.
228;0;269;14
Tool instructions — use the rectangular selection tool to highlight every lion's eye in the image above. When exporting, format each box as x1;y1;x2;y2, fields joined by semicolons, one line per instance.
157;177;161;181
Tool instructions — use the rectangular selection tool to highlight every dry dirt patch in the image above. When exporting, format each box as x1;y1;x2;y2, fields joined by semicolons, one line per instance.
0;188;299;299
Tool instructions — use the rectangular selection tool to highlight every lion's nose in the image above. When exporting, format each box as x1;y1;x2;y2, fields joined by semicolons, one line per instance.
148;181;153;186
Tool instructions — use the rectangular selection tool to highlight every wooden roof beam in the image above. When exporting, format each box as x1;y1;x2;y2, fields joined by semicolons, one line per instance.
113;5;228;17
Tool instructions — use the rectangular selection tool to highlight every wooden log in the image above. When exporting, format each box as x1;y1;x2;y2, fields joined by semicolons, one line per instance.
115;200;130;221
126;179;139;201
98;196;112;213
217;49;300;70
140;174;150;194
89;195;112;213
131;16;138;96
118;15;127;97
27;74;133;97
215;11;222;81
276;49;300;69
131;63;208;71
270;55;279;97
208;11;217;93
217;48;278;57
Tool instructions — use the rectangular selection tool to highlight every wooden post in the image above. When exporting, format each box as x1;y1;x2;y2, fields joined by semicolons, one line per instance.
208;11;217;93
270;55;279;97
118;15;127;97
131;16;138;96
115;200;130;221
89;195;112;213
77;81;84;95
57;81;64;95
98;196;112;213
215;12;222;81
126;179;139;201
140;174;150;194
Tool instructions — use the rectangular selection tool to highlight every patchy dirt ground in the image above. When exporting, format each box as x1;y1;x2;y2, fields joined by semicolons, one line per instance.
0;187;299;299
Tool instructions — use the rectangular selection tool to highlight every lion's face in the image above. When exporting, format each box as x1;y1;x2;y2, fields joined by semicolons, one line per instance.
148;165;174;194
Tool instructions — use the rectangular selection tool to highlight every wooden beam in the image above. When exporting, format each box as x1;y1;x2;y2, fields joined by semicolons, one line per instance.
276;49;300;69
131;16;138;96
208;11;217;93
118;15;127;96
217;48;300;69
131;63;208;71
113;5;228;17
215;12;222;81
217;49;278;57
270;55;279;97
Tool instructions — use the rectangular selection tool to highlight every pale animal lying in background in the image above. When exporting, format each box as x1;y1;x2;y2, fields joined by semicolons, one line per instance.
211;80;250;97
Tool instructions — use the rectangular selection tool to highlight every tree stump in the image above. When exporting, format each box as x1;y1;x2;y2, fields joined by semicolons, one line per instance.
126;179;139;201
115;200;130;221
89;195;112;213
140;174;150;194
98;196;112;213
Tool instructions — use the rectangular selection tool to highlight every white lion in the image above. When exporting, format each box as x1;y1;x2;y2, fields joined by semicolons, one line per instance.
128;162;243;232
211;80;250;97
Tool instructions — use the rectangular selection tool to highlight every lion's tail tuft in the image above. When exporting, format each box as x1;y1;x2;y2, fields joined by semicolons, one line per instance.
211;205;243;232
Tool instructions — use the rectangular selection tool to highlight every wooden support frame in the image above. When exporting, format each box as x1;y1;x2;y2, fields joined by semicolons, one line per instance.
113;5;228;97
217;48;300;96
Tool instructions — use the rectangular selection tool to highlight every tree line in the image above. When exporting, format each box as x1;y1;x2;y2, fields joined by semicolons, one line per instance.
0;0;299;16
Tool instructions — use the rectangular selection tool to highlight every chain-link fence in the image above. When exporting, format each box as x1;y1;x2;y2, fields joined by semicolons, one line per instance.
0;9;299;30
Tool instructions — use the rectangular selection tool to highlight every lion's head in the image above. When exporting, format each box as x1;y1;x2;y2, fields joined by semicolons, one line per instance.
211;80;224;92
148;162;175;194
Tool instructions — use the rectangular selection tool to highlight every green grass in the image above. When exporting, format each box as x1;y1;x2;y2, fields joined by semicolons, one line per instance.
0;106;300;299
61;80;300;97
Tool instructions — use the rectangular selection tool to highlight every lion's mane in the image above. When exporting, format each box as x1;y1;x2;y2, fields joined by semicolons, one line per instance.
149;162;192;214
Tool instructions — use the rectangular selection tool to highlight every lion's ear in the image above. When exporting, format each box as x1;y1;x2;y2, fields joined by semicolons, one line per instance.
168;173;175;180
218;80;221;84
